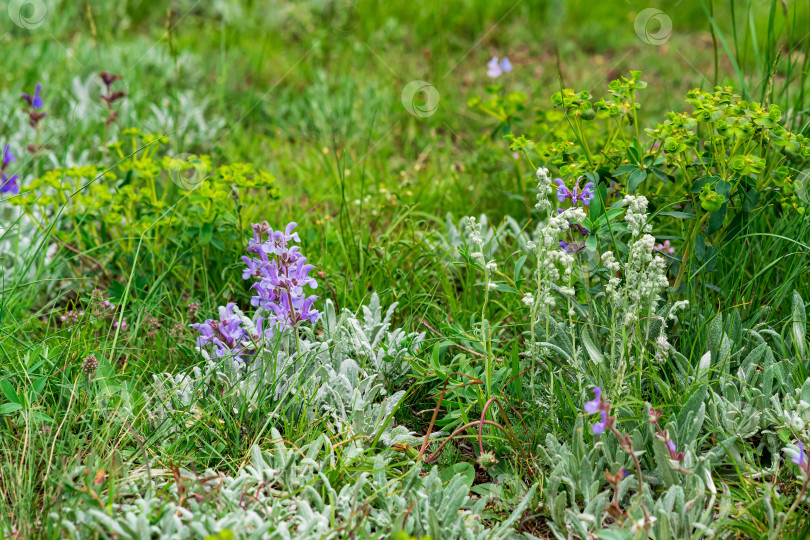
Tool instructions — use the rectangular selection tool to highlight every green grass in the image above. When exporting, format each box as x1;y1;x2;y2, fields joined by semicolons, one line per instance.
1;0;810;538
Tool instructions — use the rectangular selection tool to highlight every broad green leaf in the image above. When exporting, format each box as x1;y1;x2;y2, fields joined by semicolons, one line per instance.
0;403;22;415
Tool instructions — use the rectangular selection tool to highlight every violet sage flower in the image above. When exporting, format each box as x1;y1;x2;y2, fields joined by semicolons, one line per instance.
554;177;596;206
191;302;250;360
22;83;46;129
242;221;320;337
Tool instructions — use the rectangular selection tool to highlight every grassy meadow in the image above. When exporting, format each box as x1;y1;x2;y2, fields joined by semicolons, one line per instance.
1;0;810;538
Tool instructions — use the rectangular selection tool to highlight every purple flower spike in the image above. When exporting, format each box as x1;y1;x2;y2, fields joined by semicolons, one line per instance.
579;181;596;205
241;221;320;334
592;410;607;434
792;441;806;465
584;387;602;414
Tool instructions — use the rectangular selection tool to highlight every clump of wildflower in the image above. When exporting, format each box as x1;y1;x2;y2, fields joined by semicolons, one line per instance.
464;216;500;290
90;289;116;318
0;145;20;195
241;222;320;336
187;302;200;318
486;56;513;78
61;310;85;328
554;177;595;206
145;316;161;337
191;302;251;360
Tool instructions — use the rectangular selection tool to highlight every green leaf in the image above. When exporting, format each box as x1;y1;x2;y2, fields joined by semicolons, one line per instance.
707;203;727;235
627;169;648;193
678;384;708;428
1;380;19;404
0;403;22;415
200;222;213;245
659;211;696;220
613;164;638;176
513;255;527;283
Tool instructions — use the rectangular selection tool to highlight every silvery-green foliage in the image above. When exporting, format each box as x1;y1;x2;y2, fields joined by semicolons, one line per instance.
152;294;424;446
537;414;730;540
673;306;809;466
55;429;536;539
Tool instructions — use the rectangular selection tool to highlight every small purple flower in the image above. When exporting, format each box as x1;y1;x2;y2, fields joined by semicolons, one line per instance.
792;441;806;465
584;387;601;414
559;239;586;254
22;83;44;109
554;177;596;206
592;410;607;434
487;56;513;78
2;145;14;168
191;302;249;360
667;439;677;454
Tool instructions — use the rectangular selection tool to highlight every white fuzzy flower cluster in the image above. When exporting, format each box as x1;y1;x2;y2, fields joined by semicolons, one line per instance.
464;216;484;248
602;196;669;326
465;216;499;284
528;206;587;311
624;194;653;237
535;167;553;211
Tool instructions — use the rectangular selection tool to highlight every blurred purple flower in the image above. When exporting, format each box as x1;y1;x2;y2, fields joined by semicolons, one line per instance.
0;145;19;195
487;56;513;78
584;387;602;414
792;441;806;465
592;411;607;434
22;83;44;109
